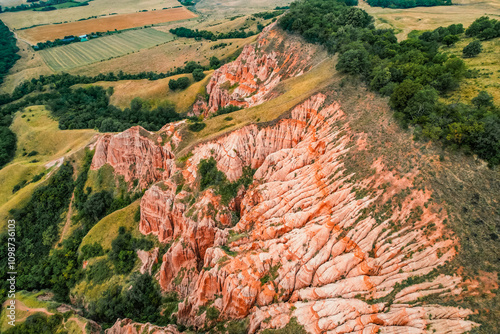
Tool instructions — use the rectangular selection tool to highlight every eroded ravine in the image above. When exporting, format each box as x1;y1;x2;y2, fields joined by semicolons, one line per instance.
93;93;477;333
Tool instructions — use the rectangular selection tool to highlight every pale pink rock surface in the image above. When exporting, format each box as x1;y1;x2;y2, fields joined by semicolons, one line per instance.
137;247;159;275
91;93;477;333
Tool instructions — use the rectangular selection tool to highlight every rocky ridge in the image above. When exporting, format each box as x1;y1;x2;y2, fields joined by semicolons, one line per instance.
194;23;326;117
95;93;477;333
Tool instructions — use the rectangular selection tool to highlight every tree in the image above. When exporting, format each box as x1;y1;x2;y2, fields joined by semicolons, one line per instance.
335;47;370;75
169;77;190;90
462;40;482;58
390;80;423;112
442;34;459;46
192;68;206;81
210;56;221;69
471;91;493;109
168;79;178;90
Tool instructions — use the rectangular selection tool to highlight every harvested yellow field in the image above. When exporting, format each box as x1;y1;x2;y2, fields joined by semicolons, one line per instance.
84;71;212;112
16;7;197;44
0;0;181;30
360;0;500;40
443;38;500;105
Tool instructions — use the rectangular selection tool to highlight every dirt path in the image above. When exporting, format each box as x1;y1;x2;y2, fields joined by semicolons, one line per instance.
14;300;53;317
4;300;87;333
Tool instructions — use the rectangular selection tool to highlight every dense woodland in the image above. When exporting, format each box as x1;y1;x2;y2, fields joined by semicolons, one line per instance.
279;0;500;166
367;0;451;9
0;20;20;168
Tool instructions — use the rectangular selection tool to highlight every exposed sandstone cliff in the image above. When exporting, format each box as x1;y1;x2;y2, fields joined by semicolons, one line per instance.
91;124;181;188
195;24;327;117
91;93;478;333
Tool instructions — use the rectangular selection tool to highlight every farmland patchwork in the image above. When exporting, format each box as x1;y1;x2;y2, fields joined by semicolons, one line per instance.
39;28;174;71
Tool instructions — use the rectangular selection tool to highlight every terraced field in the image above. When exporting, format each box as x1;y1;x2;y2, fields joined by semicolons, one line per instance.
39;28;174;71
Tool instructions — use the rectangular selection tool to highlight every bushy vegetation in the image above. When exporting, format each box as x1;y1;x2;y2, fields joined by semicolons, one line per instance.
192;68;206;82
262;317;307;334
168;77;191;90
0;126;16;169
108;227;153;274
3;313;64;334
465;16;500;41
252;9;285;20
81;242;104;260
367;0;451;9
279;0;500;166
215;104;243;116
188;121;206;132
47;87;181;132
462;40;482;58
0;162;76;301
198;157;255;204
0;20;20;85
86;273;176;328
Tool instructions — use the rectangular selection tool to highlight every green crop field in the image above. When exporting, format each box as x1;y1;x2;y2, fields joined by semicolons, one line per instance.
39;28;174;71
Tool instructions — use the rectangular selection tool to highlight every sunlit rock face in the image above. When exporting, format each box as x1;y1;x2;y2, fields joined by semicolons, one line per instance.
91;124;181;189
193;23;326;117
92;93;476;333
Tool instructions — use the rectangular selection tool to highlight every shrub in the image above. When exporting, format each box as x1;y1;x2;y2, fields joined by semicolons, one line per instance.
86;259;112;284
169;77;190;90
192;68;206;81
81;242;104;260
206;306;220;320
462;40;482;58
188;122;206;132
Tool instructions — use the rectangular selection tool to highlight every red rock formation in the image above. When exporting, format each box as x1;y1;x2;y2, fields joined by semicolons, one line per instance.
128;94;476;333
89;72;477;332
91;125;180;188
203;23;327;116
106;319;180;334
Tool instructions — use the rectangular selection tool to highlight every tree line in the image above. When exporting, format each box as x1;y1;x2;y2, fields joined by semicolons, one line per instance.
279;0;500;166
0;20;20;168
169;26;261;41
366;0;451;9
0;0;90;13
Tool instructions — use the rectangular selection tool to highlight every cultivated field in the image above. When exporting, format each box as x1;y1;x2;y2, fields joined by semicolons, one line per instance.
0;38;53;94
360;0;500;40
16;7;196;44
68;34;254;76
194;0;291;18
39;28;175;71
0;0;181;30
